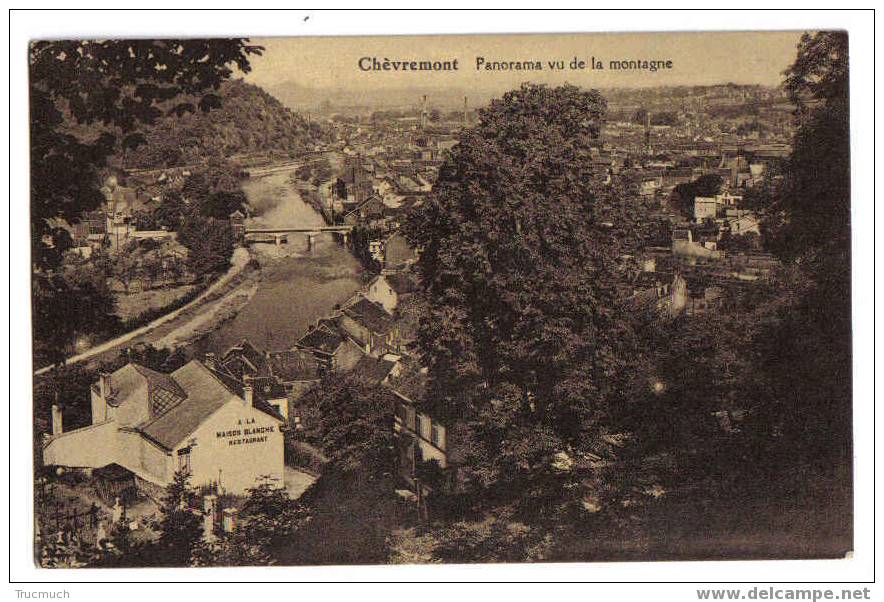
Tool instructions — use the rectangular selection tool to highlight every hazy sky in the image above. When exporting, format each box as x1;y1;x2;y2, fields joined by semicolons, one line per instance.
243;31;805;93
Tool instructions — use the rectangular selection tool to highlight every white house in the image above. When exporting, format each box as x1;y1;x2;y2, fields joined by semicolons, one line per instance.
726;210;761;236
42;360;285;497
365;272;419;313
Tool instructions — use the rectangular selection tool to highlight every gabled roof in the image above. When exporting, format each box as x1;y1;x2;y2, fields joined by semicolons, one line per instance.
350;355;397;386
267;350;320;382
296;322;346;355
204;365;286;423
222;339;267;374
131;363;186;397
99;363;187;419
382;272;419;296
136;360;282;451
137;361;237;450
343;297;394;335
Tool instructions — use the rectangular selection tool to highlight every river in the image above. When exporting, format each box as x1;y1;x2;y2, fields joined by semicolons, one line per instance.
196;169;363;354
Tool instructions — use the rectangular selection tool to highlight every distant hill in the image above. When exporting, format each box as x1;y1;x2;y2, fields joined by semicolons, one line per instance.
267;80;496;113
119;79;325;169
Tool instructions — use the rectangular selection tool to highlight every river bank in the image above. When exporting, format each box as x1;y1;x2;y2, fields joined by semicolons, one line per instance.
33;247;256;376
34;161;360;377
192;168;364;355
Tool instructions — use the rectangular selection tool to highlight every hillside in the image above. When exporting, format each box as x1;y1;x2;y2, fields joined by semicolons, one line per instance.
119;79;326;169
268;80;496;112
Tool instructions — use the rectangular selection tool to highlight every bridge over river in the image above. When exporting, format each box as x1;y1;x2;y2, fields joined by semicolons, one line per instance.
196;167;363;354
243;151;333;178
243;225;354;249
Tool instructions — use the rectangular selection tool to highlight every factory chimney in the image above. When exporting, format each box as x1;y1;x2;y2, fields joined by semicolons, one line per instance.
463;96;469;127
645;110;652;156
420;94;428;131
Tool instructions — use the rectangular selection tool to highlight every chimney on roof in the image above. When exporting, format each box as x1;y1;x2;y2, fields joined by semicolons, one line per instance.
51;404;63;436
242;383;254;408
205;352;217;371
99;372;111;401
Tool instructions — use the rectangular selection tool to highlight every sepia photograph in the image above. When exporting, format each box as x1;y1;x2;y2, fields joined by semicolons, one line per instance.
22;20;860;574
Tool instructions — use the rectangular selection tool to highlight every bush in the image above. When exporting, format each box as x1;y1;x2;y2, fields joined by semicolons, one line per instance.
284;438;327;476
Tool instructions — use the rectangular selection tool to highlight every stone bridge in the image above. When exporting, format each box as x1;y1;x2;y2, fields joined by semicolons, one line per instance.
242;225;354;250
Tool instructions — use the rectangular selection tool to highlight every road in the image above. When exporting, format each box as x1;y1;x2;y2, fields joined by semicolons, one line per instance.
35;157;357;375
34;247;255;376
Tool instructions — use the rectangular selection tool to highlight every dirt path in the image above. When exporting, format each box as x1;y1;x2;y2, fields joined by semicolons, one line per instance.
34;247;253;375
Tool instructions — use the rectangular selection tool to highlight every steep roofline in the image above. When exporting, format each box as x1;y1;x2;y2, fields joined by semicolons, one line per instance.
139;360;283;450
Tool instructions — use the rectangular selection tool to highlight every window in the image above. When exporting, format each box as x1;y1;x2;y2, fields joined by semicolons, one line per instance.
431;424;443;449
420;415;432;440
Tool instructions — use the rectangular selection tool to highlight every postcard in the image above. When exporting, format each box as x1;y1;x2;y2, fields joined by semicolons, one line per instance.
29;30;852;568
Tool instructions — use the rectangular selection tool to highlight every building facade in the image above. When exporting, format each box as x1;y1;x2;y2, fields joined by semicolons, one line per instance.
42;360;285;497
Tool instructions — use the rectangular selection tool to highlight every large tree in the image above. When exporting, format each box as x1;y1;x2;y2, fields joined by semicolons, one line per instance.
30;39;261;270
669;173;723;219
284;376;402;565
757;31;852;462
404;84;653;524
177;214;236;278
30;39;261;364
153;469;203;567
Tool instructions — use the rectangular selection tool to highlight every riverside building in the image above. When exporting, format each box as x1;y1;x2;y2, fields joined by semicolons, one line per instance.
42;360;285;497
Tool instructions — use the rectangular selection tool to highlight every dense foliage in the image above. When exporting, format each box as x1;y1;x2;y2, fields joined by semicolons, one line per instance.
758;31;852;463
192;478;307;566
404;84;655;529
30;40;260;365
281;375;405;564
121;80;324;169
669;173;723;219
30;39;260;271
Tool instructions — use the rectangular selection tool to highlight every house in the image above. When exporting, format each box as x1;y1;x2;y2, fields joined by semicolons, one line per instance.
336;155;375;204
365;272;419;313
630;271;688;318
71;210;109;245
672;228;721;261
339;297;398;357
42;360;285;497
218;340;268;381
342;195;392;229
350;353;401;387
393;390;448;495
215;342;323;420
640;176;662;197
229;210;246;239
295;319;365;373
382;232;419;270
725;210;761;236
265;350;322;401
694;196;721;221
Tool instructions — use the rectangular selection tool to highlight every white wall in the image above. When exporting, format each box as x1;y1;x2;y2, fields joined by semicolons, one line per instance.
183;399;285;495
42;421;121;469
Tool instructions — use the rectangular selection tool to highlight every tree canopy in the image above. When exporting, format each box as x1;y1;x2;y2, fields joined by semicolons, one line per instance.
758;30;852;461
404;83;654;524
30;39;261;271
30;39;260;365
